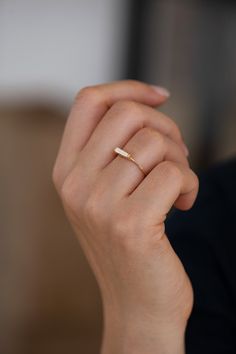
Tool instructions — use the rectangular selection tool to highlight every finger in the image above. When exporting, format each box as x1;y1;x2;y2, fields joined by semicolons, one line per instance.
53;80;170;189
129;161;199;223
81;101;187;171
98;127;189;199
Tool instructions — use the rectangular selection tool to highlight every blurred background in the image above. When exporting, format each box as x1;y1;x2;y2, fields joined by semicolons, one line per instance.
1;0;236;353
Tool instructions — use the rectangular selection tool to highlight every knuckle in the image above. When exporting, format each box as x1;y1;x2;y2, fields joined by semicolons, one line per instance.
146;127;164;143
191;170;199;191
61;173;108;224
159;161;182;182
60;175;76;207
124;79;139;86
60;173;83;213
139;126;156;137
111;99;142;117
123;79;147;91
124;79;150;92
74;85;101;104
137;127;165;148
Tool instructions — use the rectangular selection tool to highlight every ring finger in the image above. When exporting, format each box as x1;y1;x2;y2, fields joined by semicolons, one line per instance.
98;126;189;198
80;100;187;173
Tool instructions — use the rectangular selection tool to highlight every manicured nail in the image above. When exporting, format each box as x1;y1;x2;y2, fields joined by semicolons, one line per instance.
150;85;170;98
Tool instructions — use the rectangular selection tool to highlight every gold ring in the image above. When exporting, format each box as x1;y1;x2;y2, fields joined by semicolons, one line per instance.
114;147;146;176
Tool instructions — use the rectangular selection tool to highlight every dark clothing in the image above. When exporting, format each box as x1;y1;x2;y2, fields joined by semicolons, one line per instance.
166;157;236;354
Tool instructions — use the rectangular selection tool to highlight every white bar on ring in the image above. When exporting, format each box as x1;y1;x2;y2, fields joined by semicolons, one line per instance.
114;147;129;158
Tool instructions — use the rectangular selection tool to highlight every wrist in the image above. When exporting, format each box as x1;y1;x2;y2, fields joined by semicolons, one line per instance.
101;307;187;354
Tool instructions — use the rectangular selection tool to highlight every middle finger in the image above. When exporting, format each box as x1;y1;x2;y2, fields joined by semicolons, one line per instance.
80;100;187;172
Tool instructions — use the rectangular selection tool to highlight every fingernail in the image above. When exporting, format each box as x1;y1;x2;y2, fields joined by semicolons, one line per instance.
150;85;170;98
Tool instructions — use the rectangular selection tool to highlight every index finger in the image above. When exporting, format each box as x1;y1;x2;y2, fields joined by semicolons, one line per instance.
53;80;170;189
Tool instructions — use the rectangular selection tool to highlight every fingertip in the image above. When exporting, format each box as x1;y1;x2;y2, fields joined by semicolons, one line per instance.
174;190;198;211
150;85;171;99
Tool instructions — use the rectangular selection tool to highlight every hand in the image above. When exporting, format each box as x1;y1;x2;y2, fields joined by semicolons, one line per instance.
52;80;199;354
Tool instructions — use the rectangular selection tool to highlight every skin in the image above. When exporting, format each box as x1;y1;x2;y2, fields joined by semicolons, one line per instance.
52;80;199;354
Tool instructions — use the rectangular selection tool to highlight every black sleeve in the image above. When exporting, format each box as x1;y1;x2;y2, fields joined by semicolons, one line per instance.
165;159;236;354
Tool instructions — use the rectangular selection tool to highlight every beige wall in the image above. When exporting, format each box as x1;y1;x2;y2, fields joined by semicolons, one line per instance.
0;110;102;354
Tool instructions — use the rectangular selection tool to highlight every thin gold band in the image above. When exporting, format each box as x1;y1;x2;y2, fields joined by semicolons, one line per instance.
114;147;146;176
